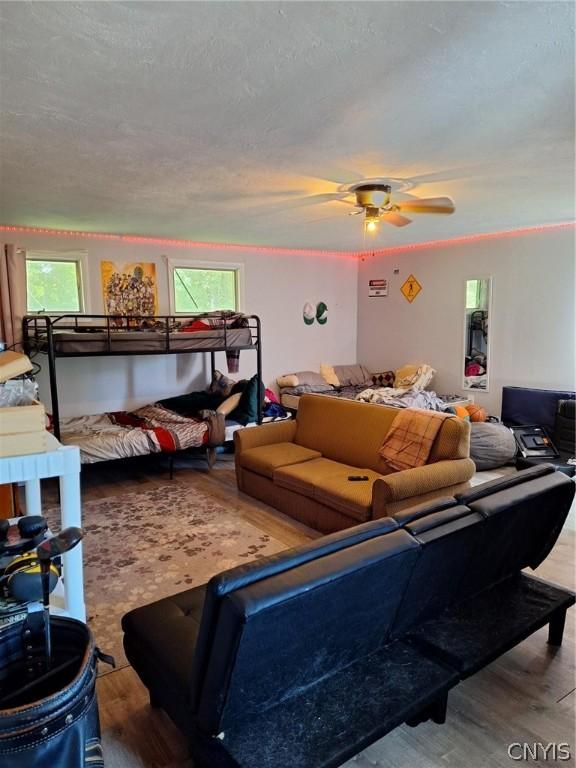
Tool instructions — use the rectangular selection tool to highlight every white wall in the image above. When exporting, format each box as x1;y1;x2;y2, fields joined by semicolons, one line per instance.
14;233;358;416
357;228;576;415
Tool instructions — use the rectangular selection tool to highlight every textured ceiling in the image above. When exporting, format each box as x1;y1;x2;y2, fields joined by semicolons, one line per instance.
0;1;574;251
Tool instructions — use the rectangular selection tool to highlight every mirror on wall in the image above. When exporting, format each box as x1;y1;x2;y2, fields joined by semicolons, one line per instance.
463;277;491;391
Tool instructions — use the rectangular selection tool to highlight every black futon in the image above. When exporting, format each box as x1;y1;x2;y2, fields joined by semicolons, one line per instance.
122;464;575;768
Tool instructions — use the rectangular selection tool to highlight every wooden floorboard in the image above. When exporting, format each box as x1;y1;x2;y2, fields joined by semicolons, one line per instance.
43;458;575;768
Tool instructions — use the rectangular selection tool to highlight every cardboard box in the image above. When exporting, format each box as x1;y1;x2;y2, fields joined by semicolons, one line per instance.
0;400;46;458
0;351;33;383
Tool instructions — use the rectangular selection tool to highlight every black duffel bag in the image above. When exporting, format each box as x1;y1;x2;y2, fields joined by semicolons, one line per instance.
0;617;105;767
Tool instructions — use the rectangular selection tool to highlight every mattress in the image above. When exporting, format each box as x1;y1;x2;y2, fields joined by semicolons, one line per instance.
60;410;291;463
43;327;253;354
281;388;448;411
279;393;301;411
280;387;368;411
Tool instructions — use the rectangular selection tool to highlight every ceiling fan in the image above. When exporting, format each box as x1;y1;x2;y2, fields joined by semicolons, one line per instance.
342;182;455;233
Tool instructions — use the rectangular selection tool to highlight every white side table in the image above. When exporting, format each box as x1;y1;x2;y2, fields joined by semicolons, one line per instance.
0;433;85;622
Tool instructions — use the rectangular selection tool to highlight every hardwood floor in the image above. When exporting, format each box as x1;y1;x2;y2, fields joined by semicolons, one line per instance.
45;456;576;768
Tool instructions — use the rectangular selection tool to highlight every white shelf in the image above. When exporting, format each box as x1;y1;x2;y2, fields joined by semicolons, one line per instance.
0;434;85;622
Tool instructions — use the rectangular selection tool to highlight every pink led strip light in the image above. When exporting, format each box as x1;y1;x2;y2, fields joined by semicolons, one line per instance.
0;221;573;258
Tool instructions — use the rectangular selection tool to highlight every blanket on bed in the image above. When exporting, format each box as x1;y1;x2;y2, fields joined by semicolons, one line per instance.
178;311;248;373
58;404;217;464
378;408;452;470
356;386;447;411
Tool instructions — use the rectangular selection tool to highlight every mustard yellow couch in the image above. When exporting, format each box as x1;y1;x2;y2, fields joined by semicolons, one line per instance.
235;394;476;533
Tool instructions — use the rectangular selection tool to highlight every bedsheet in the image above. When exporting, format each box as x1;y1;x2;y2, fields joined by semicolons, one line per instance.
58;404;211;464
355;387;447;410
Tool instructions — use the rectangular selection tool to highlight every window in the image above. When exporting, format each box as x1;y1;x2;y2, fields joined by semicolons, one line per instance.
172;266;240;313
26;252;85;313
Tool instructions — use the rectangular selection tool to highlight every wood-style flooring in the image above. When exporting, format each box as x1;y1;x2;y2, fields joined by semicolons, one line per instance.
43;454;576;768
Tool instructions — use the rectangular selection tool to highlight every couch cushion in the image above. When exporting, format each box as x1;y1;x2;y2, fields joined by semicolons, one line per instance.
274;458;360;497
392;496;459;527
295;395;398;472
455;463;555;505
314;469;383;522
239;442;321;478
196;529;420;733
122;585;206;695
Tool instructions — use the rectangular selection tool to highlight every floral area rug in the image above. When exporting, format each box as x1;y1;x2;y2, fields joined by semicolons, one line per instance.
47;484;285;672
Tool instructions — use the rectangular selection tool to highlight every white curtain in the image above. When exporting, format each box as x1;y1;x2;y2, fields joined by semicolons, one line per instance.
0;244;27;349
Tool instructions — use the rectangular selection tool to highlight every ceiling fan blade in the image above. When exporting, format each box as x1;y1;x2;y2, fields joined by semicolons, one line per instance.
256;192;347;213
334;198;359;207
348;209;364;216
382;212;412;227
396;197;455;214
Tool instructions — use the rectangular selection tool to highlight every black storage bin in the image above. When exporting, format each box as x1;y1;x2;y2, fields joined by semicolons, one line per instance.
0;617;104;768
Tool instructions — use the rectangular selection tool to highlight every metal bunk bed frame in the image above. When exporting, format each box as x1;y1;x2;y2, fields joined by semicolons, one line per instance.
23;312;263;443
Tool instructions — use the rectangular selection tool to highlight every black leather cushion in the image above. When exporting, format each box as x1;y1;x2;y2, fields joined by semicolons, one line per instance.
122;585;206;731
392;507;484;637
462;470;575;597
212;641;457;768
555;399;575;458
190;517;398;712
392;497;458;527
408;573;575;677
516;456;575;478
196;529;419;734
455;463;555;506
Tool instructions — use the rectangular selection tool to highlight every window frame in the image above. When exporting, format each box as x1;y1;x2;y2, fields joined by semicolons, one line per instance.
25;249;89;315
168;260;245;315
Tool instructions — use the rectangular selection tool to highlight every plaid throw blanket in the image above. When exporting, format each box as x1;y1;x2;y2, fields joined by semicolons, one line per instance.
378;408;453;471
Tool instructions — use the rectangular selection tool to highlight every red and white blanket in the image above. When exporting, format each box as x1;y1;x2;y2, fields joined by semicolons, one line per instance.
57;404;213;464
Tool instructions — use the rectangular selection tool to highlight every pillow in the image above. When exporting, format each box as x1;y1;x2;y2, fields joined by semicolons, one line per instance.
277;374;299;388
276;371;326;388
229;375;265;425
395;364;435;392
207;370;236;398
394;364;419;388
371;371;395;388
280;384;334;395
333;364;372;387
216;392;242;416
320;363;340;386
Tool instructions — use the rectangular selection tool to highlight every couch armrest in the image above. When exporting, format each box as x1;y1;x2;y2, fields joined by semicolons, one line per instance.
372;458;476;514
234;419;298;453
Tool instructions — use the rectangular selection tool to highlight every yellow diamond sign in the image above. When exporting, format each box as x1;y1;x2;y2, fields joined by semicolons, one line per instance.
401;274;422;303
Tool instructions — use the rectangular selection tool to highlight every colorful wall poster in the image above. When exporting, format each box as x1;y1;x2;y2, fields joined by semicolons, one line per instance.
101;261;158;316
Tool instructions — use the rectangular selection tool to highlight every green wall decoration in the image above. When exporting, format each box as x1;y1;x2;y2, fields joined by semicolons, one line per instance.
316;301;328;324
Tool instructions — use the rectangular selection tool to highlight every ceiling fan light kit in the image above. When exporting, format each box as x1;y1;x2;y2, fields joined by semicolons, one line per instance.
341;180;456;235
